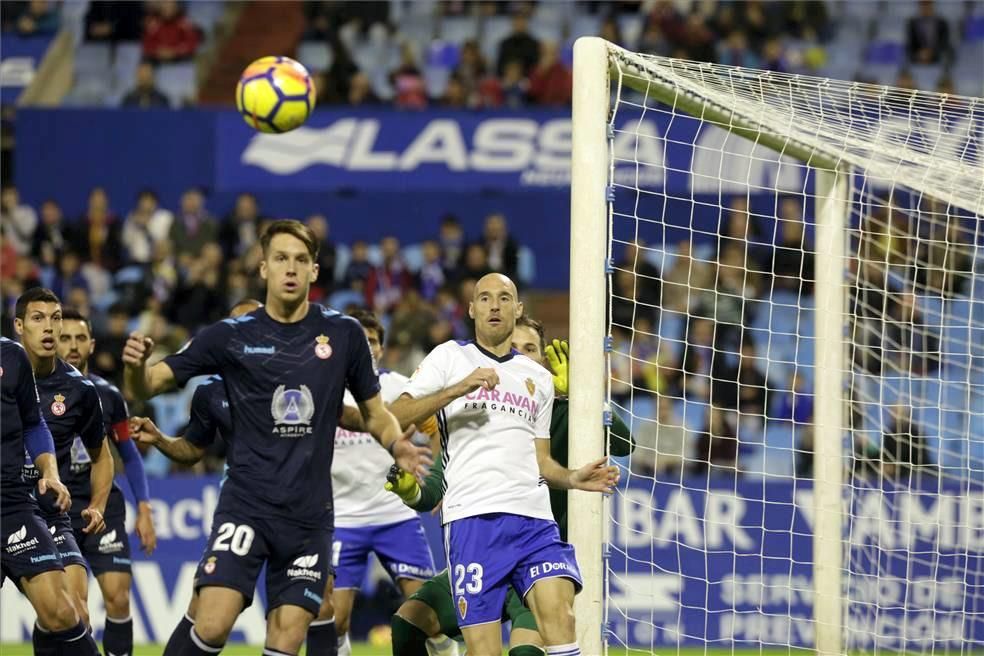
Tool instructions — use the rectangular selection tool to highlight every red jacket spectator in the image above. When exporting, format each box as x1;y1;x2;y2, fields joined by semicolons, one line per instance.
528;43;572;107
142;0;200;63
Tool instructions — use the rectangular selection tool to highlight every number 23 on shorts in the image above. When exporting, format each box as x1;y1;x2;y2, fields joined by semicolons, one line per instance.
454;562;483;595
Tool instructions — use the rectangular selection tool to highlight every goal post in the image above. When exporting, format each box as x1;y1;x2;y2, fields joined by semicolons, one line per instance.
569;36;983;655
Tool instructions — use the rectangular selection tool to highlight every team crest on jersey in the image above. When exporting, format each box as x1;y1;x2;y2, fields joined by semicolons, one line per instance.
314;334;332;359
203;556;217;574
50;394;67;416
525;378;536;396
457;596;467;619
271;385;315;436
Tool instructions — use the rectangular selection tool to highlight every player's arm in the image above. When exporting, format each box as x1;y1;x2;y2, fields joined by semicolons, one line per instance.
535;439;619;493
385;453;446;511
338;404;365;432
389;367;498;429
82;438;113;533
130;416;206;464
123;332;176;399
609;409;635;458
110;410;156;554
357;393;432;480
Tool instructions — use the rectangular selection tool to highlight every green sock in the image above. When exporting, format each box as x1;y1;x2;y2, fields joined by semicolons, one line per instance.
509;646;546;656
390;615;430;656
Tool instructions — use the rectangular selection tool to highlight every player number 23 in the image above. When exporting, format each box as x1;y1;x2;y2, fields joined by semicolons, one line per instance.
454;563;483;595
213;523;255;556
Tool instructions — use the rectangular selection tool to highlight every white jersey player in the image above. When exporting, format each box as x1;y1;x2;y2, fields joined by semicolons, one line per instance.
391;273;619;656
329;310;440;656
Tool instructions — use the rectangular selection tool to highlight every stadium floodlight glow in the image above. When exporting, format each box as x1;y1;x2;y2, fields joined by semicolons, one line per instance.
570;36;983;655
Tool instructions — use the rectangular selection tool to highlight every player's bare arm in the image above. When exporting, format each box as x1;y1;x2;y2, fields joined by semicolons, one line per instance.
122;332;177;400
357;393;433;480
33;452;71;512
338;404;366;432
129;416;207;465
82;438;113;533
534;439;619;493
389;367;499;429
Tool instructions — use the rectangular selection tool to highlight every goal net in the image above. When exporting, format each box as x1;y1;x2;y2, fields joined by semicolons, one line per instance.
568;38;984;655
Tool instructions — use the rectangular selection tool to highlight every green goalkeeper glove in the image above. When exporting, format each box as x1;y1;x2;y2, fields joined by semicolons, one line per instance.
544;338;570;396
385;465;422;506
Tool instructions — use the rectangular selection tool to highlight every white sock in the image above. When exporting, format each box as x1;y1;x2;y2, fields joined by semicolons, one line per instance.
546;644;580;656
337;631;352;656
426;634;461;656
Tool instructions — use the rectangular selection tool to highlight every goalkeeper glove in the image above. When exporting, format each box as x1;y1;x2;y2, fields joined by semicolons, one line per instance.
385;465;422;506
545;338;570;396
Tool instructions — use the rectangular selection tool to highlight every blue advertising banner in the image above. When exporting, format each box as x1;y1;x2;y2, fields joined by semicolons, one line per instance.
0;33;54;103
3;475;980;648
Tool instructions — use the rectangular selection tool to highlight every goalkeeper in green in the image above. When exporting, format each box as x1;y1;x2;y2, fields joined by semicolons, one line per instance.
387;315;635;656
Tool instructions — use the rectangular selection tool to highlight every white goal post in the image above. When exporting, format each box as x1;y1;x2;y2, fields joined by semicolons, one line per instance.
569;36;983;655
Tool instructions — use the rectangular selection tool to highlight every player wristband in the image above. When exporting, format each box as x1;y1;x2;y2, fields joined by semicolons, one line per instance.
387;439;397;456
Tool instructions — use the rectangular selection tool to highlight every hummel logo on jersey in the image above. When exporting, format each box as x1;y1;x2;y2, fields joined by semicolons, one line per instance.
7;525;26;545
243;345;275;355
293;554;318;568
287;554;321;581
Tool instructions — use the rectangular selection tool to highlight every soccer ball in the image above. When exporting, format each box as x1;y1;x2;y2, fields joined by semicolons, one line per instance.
236;56;316;134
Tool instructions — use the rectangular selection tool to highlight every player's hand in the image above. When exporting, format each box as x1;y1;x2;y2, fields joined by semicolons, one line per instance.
545;339;570;395
455;367;499;397
385;465;422;505
81;506;106;534
122;332;155;368
37;476;71;512
390;424;433;482
135;501;157;555
129;416;162;447
569;457;620;494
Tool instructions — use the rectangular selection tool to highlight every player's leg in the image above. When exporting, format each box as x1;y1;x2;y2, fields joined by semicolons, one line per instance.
506;590;545;656
84;501;135;656
525;579;576;652
162;590;199;656
264;519;332;654
392;570;462;656
330;525;372;654
51;512;91;626
63;564;91;627
306;573;337;656
96;572;134;656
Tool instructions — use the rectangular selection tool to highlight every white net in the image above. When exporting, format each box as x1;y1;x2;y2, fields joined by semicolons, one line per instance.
598;45;984;654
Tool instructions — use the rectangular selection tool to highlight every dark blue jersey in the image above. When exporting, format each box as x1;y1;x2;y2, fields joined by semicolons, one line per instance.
163;304;380;526
28;359;105;516
1;338;43;507
88;373;128;441
185;375;232;449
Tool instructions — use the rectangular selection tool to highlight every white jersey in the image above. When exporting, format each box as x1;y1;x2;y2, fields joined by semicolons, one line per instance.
403;340;555;524
333;371;419;528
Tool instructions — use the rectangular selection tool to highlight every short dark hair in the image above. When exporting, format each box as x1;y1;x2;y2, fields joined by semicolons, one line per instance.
348;308;385;346
15;288;60;319
515;315;545;353
260;219;319;260
61;307;92;334
229;298;262;316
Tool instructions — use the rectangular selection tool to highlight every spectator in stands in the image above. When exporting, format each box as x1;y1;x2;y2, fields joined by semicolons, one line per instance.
693;407;739;475
121;60;171;108
496;11;540;75
438;214;466;277
881;404;935;482
885;291;941;376
895;68;917;91
599;16;624;48
305;214;337;298
528;41;572;106
169;187;217;262
1;186;37;256
417;240;445;302
782;1;830;40
760;37;789;73
68;186;122;272
631;394;690;477
31;199;67;267
774;370;814;425
637;23;669;56
320;31;359;104
500;58;530;108
391;42;427;110
480;213;519;280
680;315;716;402
440;74;470;108
717;29;759;68
141;0;201;64
174;243;226;327
343;240;372;291
771;196;815;295
366;235;413;315
737;0;779;50
648;0;687;46
347;72;381;106
454;40;490;103
220;192;262;258
907;0;952;65
614;241;661;317
679;11;716;62
85;0;144;42
389;289;437;352
122;190;167;265
458;243;493;282
50;250;89;302
15;0;59;35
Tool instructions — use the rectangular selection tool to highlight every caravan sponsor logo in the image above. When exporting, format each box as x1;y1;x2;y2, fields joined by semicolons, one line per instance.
287;554;321;581
98;529;125;554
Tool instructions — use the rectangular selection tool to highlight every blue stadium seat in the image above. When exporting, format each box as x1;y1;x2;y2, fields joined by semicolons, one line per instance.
864;41;905;66
517;246;536;286
616;14;643;50
529;18;563;46
113;42;143;87
426;40;460;69
297;41;333;73
909;63;945;90
75;42;112;76
964;13;984;42
441;15;479;45
187;1;224;37
156;62;197;107
479;16;512;63
423;66;450;97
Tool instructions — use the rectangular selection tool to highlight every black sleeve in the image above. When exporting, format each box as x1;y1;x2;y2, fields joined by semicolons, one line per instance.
184;384;218;448
15;347;42;426
163;321;232;387
345;320;381;403
78;385;107;450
